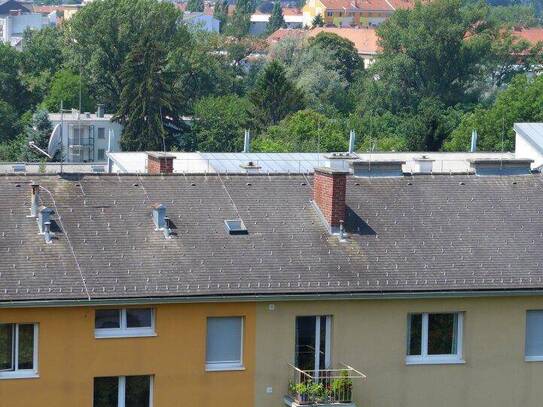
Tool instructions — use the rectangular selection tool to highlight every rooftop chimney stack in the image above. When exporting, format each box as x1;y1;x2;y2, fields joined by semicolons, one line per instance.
348;130;356;154
312;167;349;234
96;104;105;118
243;130;251;153
147;152;175;174
152;203;172;239
470;129;478;153
30;183;40;217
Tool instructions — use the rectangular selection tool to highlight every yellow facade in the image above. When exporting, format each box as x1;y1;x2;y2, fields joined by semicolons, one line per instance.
255;296;543;407
0;302;255;407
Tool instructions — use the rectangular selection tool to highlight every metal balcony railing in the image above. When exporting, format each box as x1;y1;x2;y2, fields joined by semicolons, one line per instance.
287;363;366;405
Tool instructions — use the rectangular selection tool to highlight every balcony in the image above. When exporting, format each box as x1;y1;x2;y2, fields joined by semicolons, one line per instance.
284;363;366;407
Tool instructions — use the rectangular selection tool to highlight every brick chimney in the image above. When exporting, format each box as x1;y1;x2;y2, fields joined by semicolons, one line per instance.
313;167;348;234
147;152;175;174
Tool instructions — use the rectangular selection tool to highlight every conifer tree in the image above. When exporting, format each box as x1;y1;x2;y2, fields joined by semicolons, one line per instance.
266;1;286;34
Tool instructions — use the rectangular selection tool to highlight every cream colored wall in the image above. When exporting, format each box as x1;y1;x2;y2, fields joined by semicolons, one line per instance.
255;296;543;407
0;302;255;407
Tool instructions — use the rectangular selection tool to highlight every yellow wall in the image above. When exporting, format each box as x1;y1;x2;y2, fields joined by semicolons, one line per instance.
255;296;543;407
0;302;255;407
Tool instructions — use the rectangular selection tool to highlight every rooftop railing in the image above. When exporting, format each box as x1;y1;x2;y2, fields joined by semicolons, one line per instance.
287;363;366;406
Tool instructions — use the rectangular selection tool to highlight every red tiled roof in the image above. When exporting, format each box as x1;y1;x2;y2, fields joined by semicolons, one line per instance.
309;26;380;54
513;27;543;45
267;28;307;45
283;7;302;16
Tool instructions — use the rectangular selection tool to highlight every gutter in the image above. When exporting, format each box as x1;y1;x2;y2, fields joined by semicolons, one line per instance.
2;289;543;309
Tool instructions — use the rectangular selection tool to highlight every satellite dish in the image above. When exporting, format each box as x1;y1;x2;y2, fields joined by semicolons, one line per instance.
48;123;62;157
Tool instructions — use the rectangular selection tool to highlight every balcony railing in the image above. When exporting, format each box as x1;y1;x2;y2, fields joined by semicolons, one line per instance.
286;363;366;406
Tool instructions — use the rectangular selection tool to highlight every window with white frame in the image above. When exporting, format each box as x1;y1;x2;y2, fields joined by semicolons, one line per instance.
406;312;463;364
206;317;243;371
525;310;543;361
94;375;152;407
0;323;38;378
94;309;155;338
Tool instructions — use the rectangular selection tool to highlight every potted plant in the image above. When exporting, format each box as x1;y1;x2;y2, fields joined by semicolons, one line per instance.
307;382;326;403
331;370;353;402
294;382;310;404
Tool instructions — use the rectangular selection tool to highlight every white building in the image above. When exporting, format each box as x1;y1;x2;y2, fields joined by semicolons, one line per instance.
182;12;220;32
48;107;123;163
250;10;304;36
514;123;543;170
0;0;50;49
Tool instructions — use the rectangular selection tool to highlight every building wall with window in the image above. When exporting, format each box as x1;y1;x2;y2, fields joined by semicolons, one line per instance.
255;296;543;407
0;302;255;407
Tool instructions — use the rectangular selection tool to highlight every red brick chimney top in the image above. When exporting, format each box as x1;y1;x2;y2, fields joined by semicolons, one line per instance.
313;167;349;233
147;152;175;174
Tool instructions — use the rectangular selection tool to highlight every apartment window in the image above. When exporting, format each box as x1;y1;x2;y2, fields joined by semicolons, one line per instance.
406;312;464;364
327;11;333;16
94;375;152;407
206;317;243;371
525;310;543;361
0;323;38;379
97;127;106;139
94;309;155;338
97;149;106;161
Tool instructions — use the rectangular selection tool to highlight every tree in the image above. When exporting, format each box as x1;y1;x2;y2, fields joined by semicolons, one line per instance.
225;0;253;37
0;101;20;143
213;0;229;32
444;74;543;152
193;95;252;151
312;14;324;27
253;109;348;152
19;110;53;162
248;60;305;128
187;0;204;12
308;32;363;82
114;33;187;151
63;0;184;112
266;1;286;34
43;69;93;113
0;43;29;115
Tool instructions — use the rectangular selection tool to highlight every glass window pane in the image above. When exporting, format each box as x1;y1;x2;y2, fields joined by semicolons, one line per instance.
126;309;152;329
0;324;13;371
428;313;457;355
95;310;121;329
407;314;422;356
526;310;543;357
125;375;150;407
295;316;316;371
206;317;242;364
17;324;34;370
93;377;118;407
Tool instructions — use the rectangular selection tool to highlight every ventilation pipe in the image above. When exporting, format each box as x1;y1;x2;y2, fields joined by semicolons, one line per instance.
96;104;105;118
243;130;251;153
30;183;40;217
38;206;54;244
470;129;478;153
348;130;356;154
152;203;172;239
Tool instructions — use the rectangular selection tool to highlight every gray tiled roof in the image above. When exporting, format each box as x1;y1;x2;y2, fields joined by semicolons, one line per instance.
1;173;543;303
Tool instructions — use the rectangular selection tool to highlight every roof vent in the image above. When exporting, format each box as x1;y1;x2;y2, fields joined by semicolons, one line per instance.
468;158;533;176
239;161;261;173
38;206;54;244
224;219;248;235
152;203;172;239
411;155;434;174
30;183;40;217
324;152;358;171
351;160;405;177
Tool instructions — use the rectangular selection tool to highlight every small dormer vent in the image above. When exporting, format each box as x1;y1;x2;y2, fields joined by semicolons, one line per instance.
224;219;248;235
468;158;533;176
152;203;172;239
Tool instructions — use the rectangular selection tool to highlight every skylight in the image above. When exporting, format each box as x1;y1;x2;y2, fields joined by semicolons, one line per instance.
224;219;248;235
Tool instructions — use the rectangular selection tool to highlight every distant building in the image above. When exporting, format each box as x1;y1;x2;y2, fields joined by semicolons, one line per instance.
0;0;51;49
182;12;220;32
47;107;123;163
302;0;414;28
249;7;303;35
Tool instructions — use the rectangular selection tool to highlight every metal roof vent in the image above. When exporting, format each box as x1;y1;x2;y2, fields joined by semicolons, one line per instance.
468;158;533;176
152;203;172;239
224;219;248;235
30;183;40;217
38;206;54;244
351;160;405;177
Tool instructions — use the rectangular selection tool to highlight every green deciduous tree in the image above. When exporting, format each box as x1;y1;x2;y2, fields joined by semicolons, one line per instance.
0;101;21;143
444;74;543;152
225;0;254;37
193;95;251;151
19;110;53;162
213;0;230;32
266;1;286;34
115;33;187;151
43;69;93;113
0;43;29;115
253;109;348;152
248;60;305;128
187;0;204;12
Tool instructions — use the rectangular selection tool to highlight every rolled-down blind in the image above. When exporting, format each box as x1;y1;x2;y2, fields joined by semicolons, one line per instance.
206;317;242;364
526;311;543;357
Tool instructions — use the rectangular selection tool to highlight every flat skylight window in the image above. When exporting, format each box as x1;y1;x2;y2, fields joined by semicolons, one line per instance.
224;219;248;235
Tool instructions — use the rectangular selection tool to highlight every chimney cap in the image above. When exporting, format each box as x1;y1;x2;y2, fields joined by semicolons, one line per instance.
146;152;176;159
314;166;349;175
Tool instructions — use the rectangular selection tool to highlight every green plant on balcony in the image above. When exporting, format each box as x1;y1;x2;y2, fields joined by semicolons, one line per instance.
291;381;310;403
308;382;327;402
331;370;353;402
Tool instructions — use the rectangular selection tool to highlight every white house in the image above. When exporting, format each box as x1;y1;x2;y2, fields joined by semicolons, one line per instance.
48;106;123;163
182;12;220;32
0;0;50;49
249;8;303;36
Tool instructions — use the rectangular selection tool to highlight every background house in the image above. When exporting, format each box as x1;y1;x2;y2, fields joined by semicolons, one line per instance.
249;7;303;35
0;0;51;49
182;11;220;32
